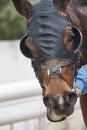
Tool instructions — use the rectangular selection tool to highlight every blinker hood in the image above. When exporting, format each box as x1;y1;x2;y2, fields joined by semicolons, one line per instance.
20;0;83;66
20;35;33;58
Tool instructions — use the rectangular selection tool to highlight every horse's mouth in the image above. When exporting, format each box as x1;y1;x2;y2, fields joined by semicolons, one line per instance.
47;108;67;122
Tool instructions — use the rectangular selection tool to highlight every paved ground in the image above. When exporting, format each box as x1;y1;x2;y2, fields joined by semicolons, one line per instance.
0;101;86;130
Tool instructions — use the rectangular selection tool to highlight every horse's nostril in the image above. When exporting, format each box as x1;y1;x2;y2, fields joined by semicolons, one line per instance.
43;95;56;109
64;92;77;106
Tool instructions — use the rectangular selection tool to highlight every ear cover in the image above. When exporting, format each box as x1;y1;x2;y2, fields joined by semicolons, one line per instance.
20;35;33;58
72;26;83;53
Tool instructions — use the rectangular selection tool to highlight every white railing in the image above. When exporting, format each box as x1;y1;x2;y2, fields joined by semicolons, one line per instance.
0;80;46;125
0;80;41;102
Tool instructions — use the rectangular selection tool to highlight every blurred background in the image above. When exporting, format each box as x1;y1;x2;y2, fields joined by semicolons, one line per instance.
0;0;35;84
0;0;26;40
0;0;86;130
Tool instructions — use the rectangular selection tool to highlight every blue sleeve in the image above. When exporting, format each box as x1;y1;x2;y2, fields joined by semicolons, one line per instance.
74;65;87;94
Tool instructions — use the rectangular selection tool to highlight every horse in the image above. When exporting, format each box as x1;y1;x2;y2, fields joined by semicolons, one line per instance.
11;0;87;126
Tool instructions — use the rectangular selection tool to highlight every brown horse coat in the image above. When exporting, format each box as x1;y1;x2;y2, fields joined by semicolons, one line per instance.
11;0;87;126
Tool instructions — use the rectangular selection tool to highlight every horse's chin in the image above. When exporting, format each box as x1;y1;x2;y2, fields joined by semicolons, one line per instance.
47;108;67;122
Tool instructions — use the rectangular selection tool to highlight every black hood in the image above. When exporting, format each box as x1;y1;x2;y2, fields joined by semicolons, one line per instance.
20;0;83;67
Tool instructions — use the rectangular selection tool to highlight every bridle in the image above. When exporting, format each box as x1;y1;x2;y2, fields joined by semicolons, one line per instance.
41;61;74;87
32;60;77;90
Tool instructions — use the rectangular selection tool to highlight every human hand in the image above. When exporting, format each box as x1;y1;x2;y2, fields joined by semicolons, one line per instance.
75;87;81;97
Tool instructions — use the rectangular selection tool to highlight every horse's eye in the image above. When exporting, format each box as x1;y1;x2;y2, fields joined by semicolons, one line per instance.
67;34;75;42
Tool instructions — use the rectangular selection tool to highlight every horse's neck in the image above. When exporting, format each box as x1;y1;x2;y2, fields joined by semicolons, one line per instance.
69;0;87;66
79;0;87;5
70;0;87;14
68;0;87;29
70;0;87;6
70;0;87;10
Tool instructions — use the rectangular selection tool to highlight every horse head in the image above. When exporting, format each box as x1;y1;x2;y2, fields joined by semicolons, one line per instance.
12;0;83;122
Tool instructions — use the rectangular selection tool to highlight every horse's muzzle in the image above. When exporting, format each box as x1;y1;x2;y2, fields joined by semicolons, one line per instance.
43;92;77;122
